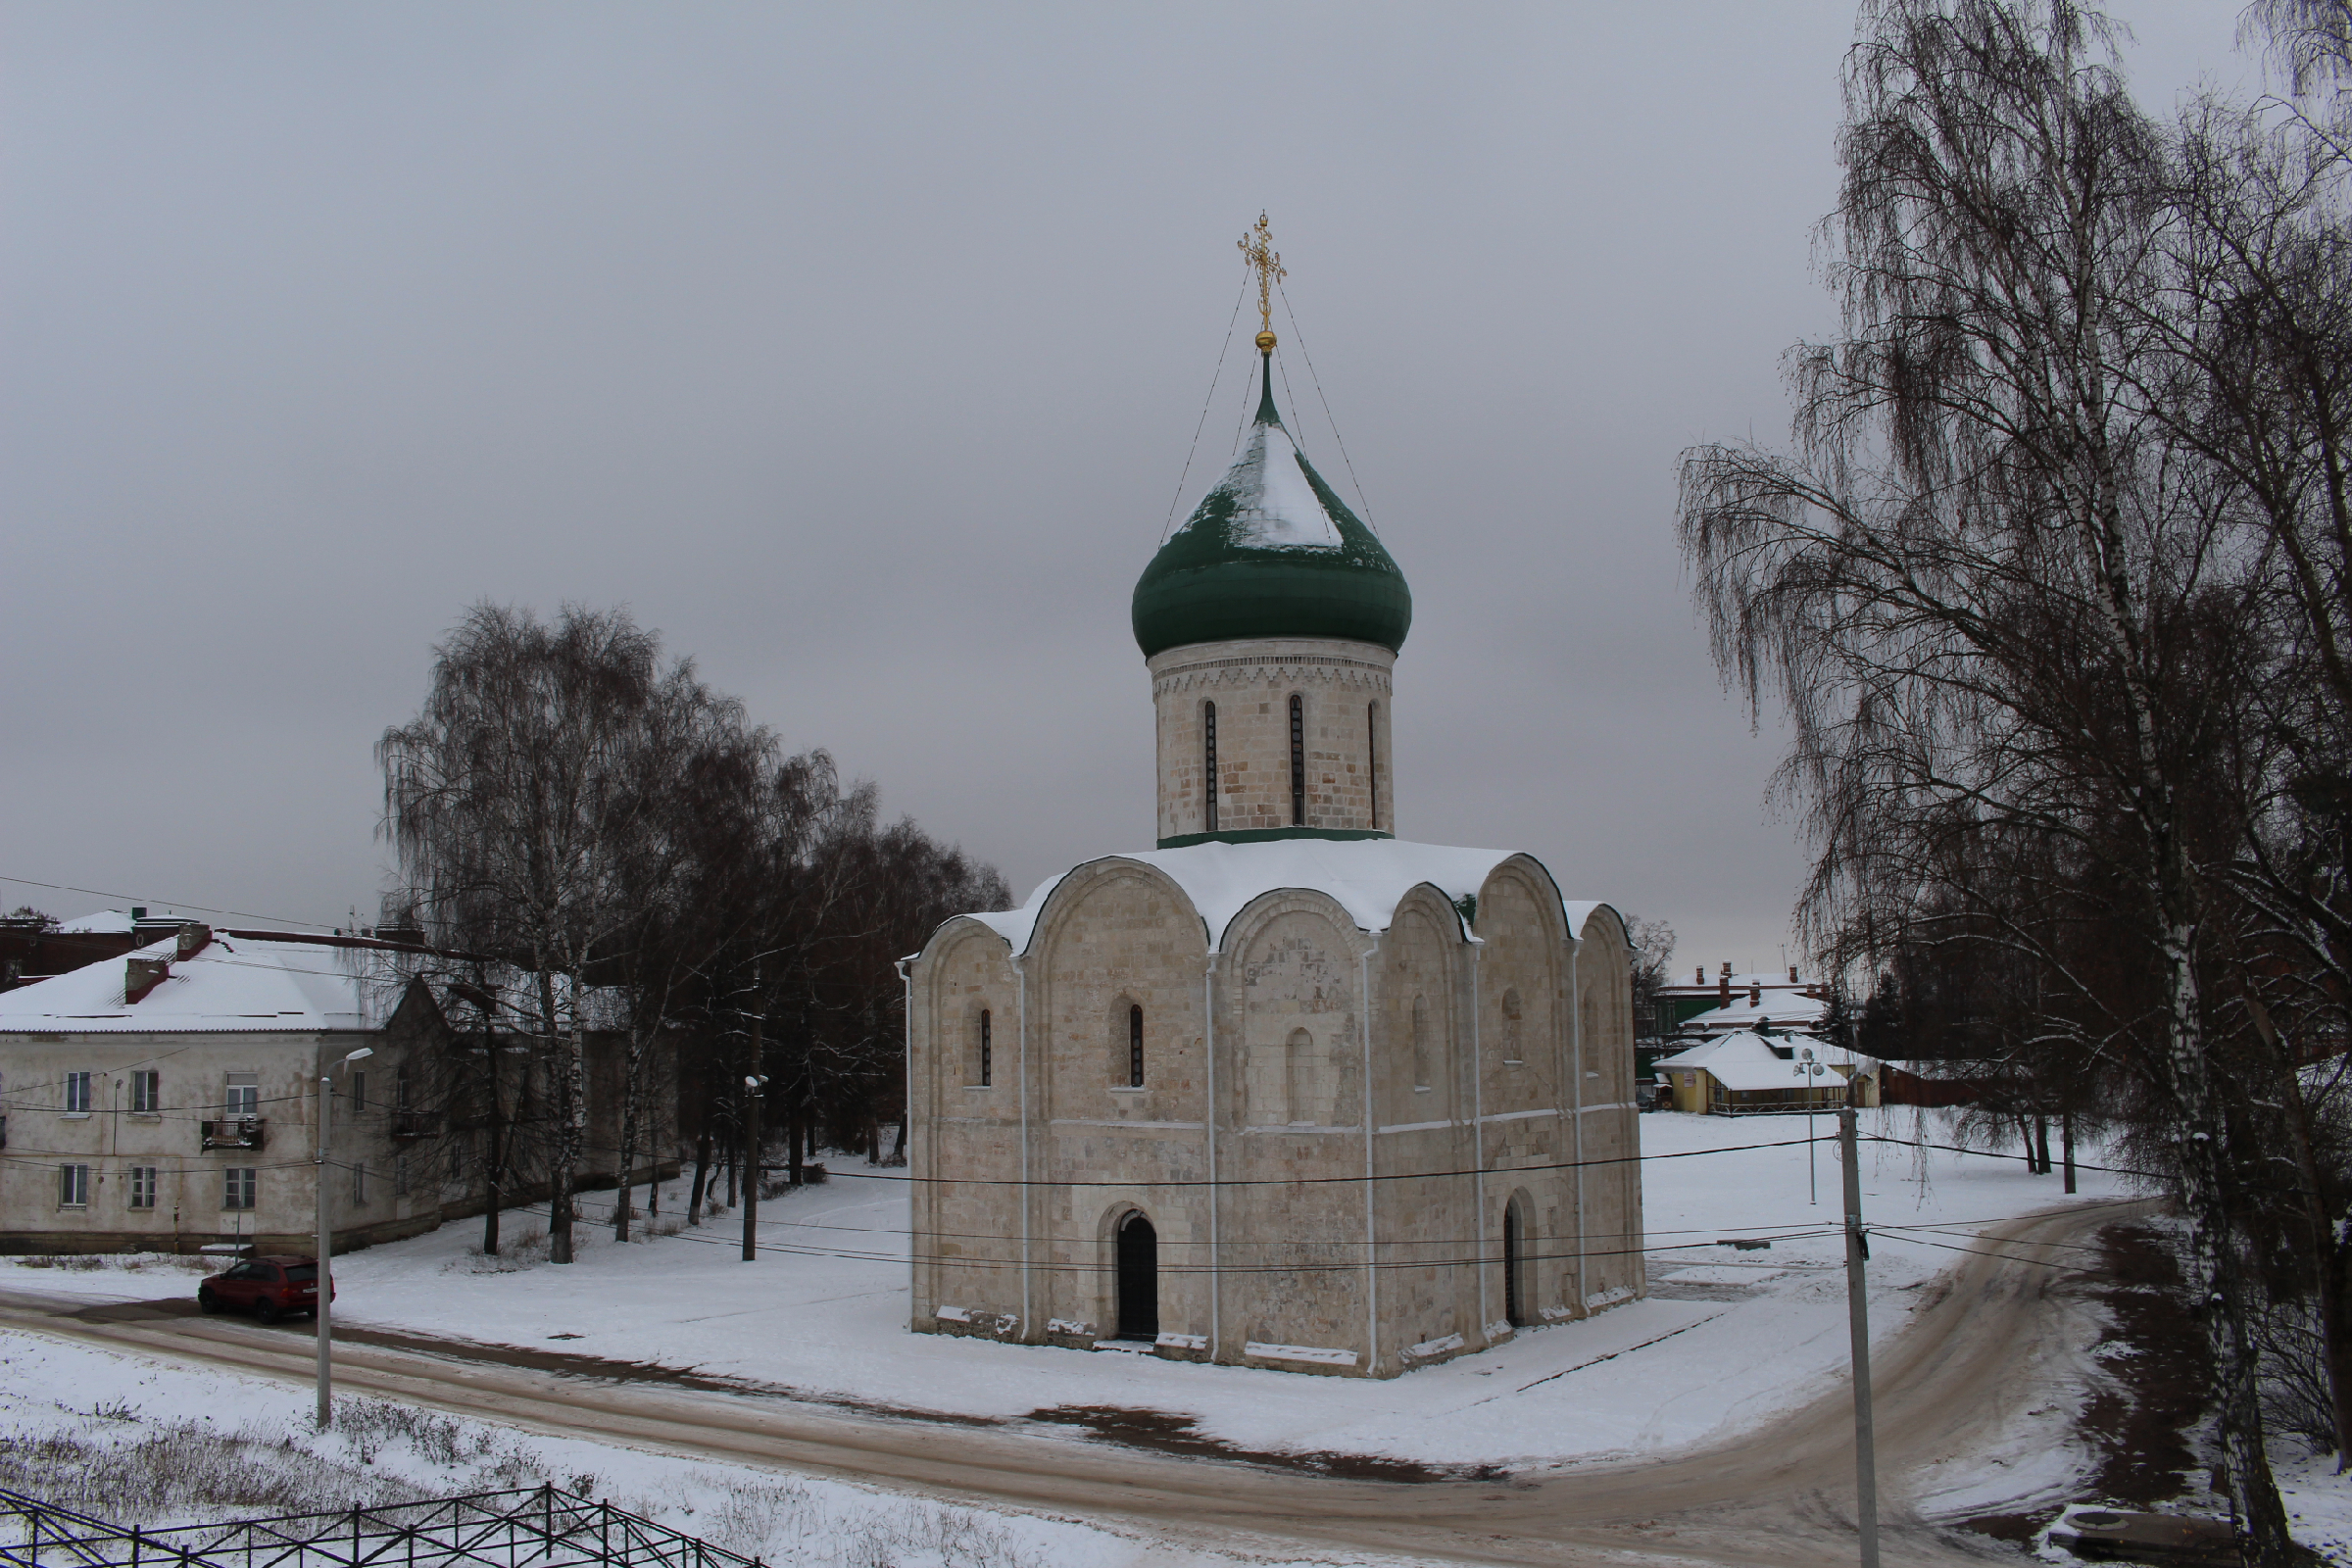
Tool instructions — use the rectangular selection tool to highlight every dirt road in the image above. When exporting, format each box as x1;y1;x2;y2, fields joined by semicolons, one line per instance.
0;1199;2137;1567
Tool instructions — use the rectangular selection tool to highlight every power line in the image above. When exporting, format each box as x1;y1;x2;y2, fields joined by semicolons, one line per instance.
809;1132;1826;1191
0;875;338;933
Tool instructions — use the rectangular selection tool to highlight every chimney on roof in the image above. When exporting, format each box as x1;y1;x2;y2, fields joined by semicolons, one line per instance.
1749;982;1762;1006
131;906;148;920
124;956;170;1004
175;923;213;960
1789;964;1799;984
1694;965;1704;986
1718;966;1732;1006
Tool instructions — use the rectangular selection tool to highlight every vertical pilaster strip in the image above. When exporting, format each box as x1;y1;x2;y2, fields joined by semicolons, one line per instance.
1015;956;1032;1340
1569;936;1586;1313
1470;940;1488;1335
1360;943;1377;1375
1204;952;1220;1359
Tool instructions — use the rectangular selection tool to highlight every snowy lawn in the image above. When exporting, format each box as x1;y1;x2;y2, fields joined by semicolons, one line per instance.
4;1109;2138;1480
0;1328;1393;1568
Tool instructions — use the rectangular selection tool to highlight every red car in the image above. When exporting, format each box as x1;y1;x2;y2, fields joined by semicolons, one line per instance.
197;1254;330;1322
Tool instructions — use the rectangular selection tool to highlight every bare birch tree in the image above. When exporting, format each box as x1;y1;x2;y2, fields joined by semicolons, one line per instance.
1677;2;2298;1552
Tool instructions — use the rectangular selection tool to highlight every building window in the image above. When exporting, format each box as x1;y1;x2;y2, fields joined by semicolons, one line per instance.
352;1163;368;1203
395;1154;410;1198
223;1168;257;1210
1367;701;1380;829
978;1009;993;1088
350;1070;367;1112
59;1164;89;1207
129;1070;160;1113
1202;701;1218;833
1128;1004;1145;1088
223;1073;259;1118
1411;994;1432;1091
1289;696;1305;826
1285;1028;1314;1124
128;1167;157;1209
1501;989;1525;1064
64;1072;91;1114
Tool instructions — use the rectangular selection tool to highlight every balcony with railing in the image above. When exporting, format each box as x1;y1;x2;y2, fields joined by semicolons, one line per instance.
199;1117;265;1151
388;1109;441;1141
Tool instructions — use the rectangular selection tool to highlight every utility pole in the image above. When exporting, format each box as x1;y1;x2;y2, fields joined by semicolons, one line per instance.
317;1044;372;1430
1839;1105;1880;1567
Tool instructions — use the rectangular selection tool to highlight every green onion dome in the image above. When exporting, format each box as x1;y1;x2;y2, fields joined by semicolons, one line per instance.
1132;354;1411;660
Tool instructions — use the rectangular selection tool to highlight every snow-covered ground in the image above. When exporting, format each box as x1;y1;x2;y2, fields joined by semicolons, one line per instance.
0;1329;1387;1568
6;1109;2134;1475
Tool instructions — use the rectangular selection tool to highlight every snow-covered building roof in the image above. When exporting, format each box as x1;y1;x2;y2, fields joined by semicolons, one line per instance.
1675;988;1830;1039
1654;1030;1876;1093
0;931;425;1034
56;909;139;935
955;837;1619;957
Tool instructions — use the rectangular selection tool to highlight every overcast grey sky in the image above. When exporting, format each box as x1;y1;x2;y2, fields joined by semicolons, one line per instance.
0;2;2252;970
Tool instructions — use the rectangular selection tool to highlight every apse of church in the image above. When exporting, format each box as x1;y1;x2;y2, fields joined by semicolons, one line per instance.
905;220;1643;1377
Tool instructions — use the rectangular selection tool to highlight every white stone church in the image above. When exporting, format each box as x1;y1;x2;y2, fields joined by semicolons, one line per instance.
906;335;1643;1378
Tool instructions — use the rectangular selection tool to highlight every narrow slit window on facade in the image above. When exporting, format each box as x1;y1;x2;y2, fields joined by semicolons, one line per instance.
1289;695;1305;826
1202;701;1218;833
1129;1004;1145;1088
1367;700;1379;829
978;1008;993;1087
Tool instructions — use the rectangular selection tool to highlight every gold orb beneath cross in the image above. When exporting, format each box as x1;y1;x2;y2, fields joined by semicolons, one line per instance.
1255;330;1277;353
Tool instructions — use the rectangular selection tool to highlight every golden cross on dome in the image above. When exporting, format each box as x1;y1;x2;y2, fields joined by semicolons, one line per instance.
1238;212;1286;350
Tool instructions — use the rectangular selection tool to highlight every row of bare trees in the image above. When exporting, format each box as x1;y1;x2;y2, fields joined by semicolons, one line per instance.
378;603;1006;1266
1678;2;2352;1556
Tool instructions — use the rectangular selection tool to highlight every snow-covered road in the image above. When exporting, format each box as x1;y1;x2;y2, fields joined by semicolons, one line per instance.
0;1195;2133;1567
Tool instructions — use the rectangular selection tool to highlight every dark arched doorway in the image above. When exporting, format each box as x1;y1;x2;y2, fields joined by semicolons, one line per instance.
1115;1211;1159;1341
1502;1197;1530;1328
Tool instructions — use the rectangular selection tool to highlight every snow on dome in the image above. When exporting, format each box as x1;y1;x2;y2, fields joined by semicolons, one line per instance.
56;909;136;935
949;837;1618;956
1211;419;1342;551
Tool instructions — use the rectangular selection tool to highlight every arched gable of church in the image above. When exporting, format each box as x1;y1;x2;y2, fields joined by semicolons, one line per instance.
1381;883;1464;1127
913;918;1020;1122
1219;888;1374;1132
1470;856;1570;1118
1025;858;1209;1125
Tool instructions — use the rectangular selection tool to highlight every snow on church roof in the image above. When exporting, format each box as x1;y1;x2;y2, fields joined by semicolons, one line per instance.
956;837;1618;956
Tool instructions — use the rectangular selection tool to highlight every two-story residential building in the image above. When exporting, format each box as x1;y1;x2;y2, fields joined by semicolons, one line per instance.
0;924;452;1253
0;922;677;1254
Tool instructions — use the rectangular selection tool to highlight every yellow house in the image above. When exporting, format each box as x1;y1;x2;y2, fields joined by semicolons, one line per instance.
1654;1031;1879;1115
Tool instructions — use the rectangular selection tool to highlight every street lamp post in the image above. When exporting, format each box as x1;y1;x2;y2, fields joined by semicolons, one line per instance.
1793;1047;1828;1205
317;1045;372;1430
741;1074;767;1261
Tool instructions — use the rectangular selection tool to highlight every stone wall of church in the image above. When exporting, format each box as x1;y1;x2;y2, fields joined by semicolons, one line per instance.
1029;863;1214;1346
906;854;1644;1377
1148;638;1394;842
907;922;1027;1334
1370;888;1484;1368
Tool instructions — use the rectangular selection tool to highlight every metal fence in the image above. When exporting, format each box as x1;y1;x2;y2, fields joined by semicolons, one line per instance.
0;1486;764;1568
